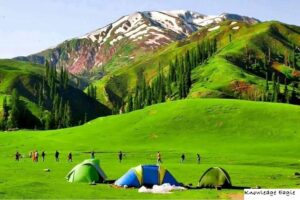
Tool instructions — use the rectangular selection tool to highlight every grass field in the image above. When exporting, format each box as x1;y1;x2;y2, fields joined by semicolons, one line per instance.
0;99;300;199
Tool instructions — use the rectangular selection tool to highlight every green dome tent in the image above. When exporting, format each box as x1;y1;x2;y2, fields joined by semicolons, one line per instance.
66;159;107;183
199;167;232;188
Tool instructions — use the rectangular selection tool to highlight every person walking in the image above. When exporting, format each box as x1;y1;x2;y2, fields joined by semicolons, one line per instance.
68;152;72;162
91;151;95;159
157;151;162;164
197;153;201;164
181;153;185;163
32;151;35;162
34;150;39;162
55;150;59;162
41;151;46;162
15;151;21;161
118;151;123;163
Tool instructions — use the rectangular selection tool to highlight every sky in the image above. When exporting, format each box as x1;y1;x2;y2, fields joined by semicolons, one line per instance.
0;0;299;58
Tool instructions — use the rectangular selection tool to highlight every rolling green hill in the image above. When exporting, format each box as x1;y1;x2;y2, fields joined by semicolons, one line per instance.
91;21;300;109
0;59;110;129
0;99;299;198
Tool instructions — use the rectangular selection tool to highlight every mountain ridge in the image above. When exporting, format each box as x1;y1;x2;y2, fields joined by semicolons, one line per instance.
14;10;259;76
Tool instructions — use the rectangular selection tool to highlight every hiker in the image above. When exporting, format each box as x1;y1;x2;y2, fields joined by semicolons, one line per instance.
197;153;201;164
68;152;72;162
55;150;59;162
181;153;185;163
34;150;39;162
32;151;35;162
41;151;46;162
118;151;123;163
15;151;21;161
91;151;95;159
157;151;162;164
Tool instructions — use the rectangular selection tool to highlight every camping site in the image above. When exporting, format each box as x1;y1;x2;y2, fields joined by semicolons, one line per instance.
1;0;300;199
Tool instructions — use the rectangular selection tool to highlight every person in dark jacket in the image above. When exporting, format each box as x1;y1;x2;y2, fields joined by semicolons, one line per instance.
15;151;21;161
91;151;95;159
68;152;72;162
197;153;201;164
41;151;46;162
55;150;59;162
118;151;123;163
181;153;185;163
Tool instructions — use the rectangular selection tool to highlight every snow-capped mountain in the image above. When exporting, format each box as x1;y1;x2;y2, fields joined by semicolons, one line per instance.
81;10;258;48
15;10;259;75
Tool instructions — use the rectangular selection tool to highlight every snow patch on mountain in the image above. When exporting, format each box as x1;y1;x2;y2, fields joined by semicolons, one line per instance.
208;25;220;31
81;10;259;48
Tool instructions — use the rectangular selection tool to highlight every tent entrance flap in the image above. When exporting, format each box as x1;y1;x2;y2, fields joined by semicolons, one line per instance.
142;165;159;186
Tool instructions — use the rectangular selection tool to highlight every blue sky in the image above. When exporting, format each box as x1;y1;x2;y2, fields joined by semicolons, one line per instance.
0;0;299;58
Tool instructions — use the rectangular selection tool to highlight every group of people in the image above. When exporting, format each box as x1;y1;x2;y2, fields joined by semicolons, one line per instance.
15;150;72;162
157;152;201;164
15;150;201;164
180;153;201;164
29;150;44;162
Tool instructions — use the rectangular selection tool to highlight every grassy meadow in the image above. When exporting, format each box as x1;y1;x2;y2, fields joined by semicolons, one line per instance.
0;99;300;199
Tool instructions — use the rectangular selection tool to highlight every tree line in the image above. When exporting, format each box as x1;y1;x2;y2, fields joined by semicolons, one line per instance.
1;89;21;130
126;38;217;112
230;43;300;104
1;61;73;130
87;85;97;99
35;61;72;129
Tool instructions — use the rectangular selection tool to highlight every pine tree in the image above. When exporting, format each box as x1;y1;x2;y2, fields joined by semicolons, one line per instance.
8;89;20;128
44;111;52;130
2;97;9;129
271;73;276;102
64;101;72;127
284;78;289;103
63;68;69;89
166;71;172;98
292;43;296;68
2;97;9;121
265;72;269;92
126;94;133;112
45;60;50;81
52;94;59;127
213;37;217;53
84;113;87;124
58;97;63;128
60;67;64;89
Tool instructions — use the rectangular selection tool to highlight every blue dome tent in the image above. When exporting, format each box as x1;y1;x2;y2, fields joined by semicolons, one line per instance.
114;165;180;187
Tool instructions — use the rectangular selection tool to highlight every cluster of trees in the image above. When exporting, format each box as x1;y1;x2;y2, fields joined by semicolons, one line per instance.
87;85;97;99
236;43;300;104
35;61;72;129
260;46;299;104
0;90;21;130
264;72;298;104
126;38;217;112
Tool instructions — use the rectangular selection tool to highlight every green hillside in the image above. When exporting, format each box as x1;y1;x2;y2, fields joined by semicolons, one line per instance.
91;21;300;109
0;99;299;198
0;59;110;129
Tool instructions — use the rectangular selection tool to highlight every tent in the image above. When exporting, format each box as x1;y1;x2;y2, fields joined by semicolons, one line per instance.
66;159;107;183
198;167;232;188
115;165;180;188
